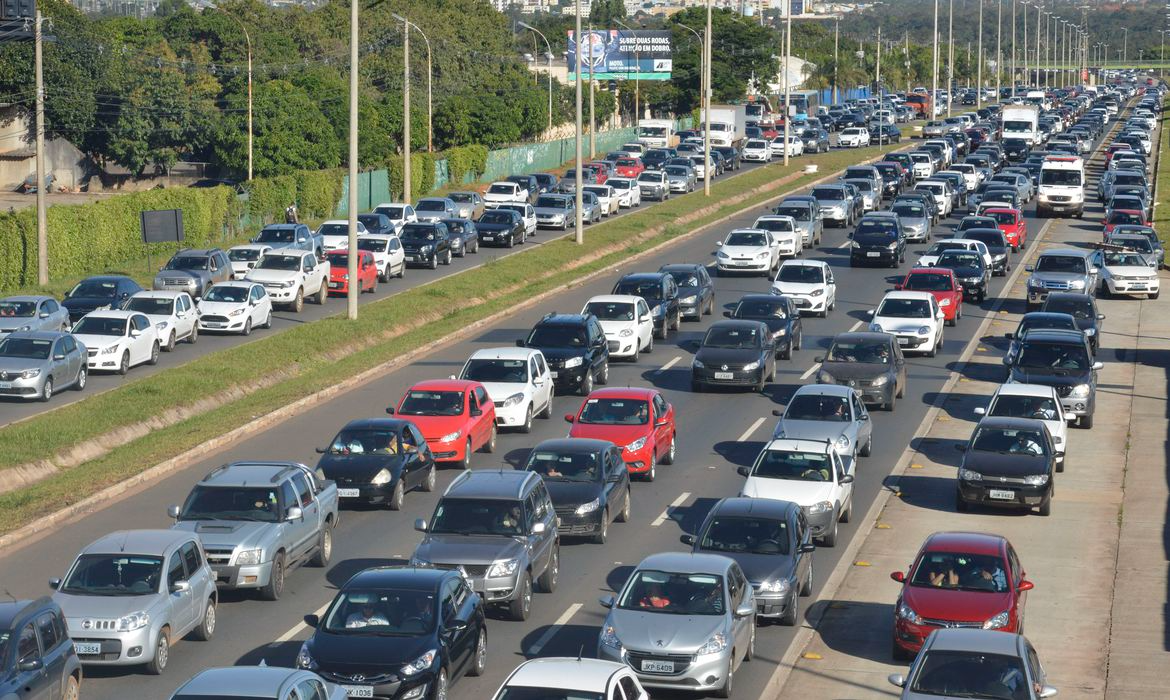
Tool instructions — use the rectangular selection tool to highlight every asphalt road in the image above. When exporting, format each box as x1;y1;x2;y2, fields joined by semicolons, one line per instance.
0;118;1121;700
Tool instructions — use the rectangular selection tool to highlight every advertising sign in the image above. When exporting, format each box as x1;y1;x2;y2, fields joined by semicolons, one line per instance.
567;29;672;81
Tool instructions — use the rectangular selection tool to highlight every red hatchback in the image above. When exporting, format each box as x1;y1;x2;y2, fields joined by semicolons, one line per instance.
983;208;1027;250
326;250;378;296
1104;209;1148;237
895;267;963;325
615;157;645;178
389;380;497;468
890;531;1033;660
564;387;676;481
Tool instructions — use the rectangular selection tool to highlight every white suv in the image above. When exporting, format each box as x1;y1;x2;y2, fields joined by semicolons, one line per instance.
868;290;945;357
772;260;836;317
458;347;554;433
753;215;802;258
125;290;199;351
581;295;655;360
714;228;780;277
356;233;406;282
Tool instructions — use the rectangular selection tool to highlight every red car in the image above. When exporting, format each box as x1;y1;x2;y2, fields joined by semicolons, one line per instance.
1103;142;1129;168
890;532;1033;660
983;208;1027;250
615;157;645;179
760;124;779;140
586;163;610;184
564;387;676;481
389;379;497;468
895;267;963;325
326;249;377;296
1104;209;1148;237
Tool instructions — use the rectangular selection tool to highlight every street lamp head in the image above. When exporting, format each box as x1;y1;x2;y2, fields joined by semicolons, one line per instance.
518;21;533;30
391;12;407;23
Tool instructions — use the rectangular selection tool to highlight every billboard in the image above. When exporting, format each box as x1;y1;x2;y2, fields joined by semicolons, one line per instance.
567;29;672;82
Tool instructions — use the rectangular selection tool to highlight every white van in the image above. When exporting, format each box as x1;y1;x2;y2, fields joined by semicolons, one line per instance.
1037;156;1085;218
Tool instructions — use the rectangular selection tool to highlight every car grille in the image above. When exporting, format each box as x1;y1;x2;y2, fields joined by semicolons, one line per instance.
919;617;984;629
1048;195;1071;203
554;505;581;518
262;282;284;289
79;619;119;631
1054;385;1074;398
1038;280;1070;290
431;563;489;578
163;278;192;286
321;670;398;685
201;315;231;324
203;547;234;566
607;340;621;352
625;651;693;675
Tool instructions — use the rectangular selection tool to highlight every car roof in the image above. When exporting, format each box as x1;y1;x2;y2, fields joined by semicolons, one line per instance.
229;243;271;251
131;290;187;299
1019;328;1088;343
922;531;1007;557
927;628;1023;655
530;438;614;455
344;565;449;591
4;330;71;342
880;290;936;302
0;597;56;630
1019;311;1076;324
635;551;738;576
468;346;539;361
80;310;139;320
583;387;657;401
832;331;891;344
974;415;1049;431
763;437;835;453
210;281;257;290
444;469;539;500
1044;292;1093;303
1037;247;1090;258
780;259;828;268
340;418;412;432
585;294;641;306
504;658;630;692
710;496;799;521
659;263;705;273
82;529;194;556
406;379;479;393
994;383;1058;399
617;272;667;282
906;267;954;276
1;295;54;303
706;319;767;332
199;462;308;487
790;383;861;399
535;313;589;327
81;274;134;283
173;667;318;696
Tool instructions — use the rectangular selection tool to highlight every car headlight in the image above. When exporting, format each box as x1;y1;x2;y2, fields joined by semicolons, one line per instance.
1028;278;1044;288
440;430;461;443
576;498;601;516
716;251;729;259
100;345;119;355
888;242;900;250
619;328;634;337
692;359;705;369
958;468;983;481
983;610;1011;630
810;288;824;297
869;323;883;333
401;648;438;677
651;305;666;316
421;245;434;254
600;623;623;650
897;601;924;625
835;435;851;451
755;252;770;259
371;468;393;485
229;308;246;317
235;548;263;566
743;361;760;372
773;327;787;337
938;297;951;306
502;392;525;408
296;642;317;670
1068;279;1086;289
487;559;520;578
1023;474;1050;486
816;370;833;383
679;295;698;305
563;356;584;369
154;322;168;331
1070;383;1090;398
964;277;983;284
758;579;790;593
626;436;648;452
918;326;931;335
280;280;296;288
807;500;833;514
871;375;889;386
1084;328;1096;336
19;369;41;379
695;632;728;656
116;611;150;632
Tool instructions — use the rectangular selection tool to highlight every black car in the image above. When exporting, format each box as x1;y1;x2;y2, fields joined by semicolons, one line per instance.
682;497;815;625
849;215;906;268
62;275;143;322
316;419;437;510
358;212;395;235
1004;329;1101;428
961;228;1011;276
955;417;1056;516
873;123;902;144
1004;311;1080;364
690;320;776;393
1041;292;1105;353
800;128;831;153
934;249;990;303
475;209;526;248
725;294;802;360
519;313;609;396
713;145;742;171
531;172;558;194
400;222;453;268
874;162;906;197
300;566;486;699
506;174;540;203
439;218;480;257
641;148;672;170
525;438;630;544
815;332;907;411
0;597;81;700
659;263;715;320
611;272;680;340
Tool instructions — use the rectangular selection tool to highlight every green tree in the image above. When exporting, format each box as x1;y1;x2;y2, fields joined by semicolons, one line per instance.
589;0;627;26
216;79;342;177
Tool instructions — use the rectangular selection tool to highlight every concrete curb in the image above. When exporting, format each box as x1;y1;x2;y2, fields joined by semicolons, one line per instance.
0;148;897;555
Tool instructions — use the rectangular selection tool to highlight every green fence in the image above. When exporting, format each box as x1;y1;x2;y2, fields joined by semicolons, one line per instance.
336;169;392;216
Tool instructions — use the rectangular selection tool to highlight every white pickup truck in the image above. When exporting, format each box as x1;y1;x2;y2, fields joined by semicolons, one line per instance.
245;248;329;313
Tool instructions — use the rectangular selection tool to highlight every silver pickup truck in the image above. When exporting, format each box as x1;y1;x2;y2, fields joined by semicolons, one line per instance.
169;461;339;601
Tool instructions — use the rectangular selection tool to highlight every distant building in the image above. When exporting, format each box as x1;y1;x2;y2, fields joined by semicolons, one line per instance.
0;106;93;193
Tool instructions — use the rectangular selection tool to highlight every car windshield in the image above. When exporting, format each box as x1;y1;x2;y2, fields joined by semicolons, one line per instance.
529;325;586;348
318;224;349;236
1041;169;1082;186
257;255;301;271
72;316;127;336
937;252;983;269
827;340;889;364
357;238;389;253
892;205;925;217
536;196;567;208
774;206;811;221
326;253;352;268
909;552;1010;593
726;231;768;247
0;300;36;317
376;206;405;219
614;280;662;300
991;394;1060;421
617;570;724;615
751;449;834;481
228;248;263;262
448;193;474;203
854;221;898;241
1103;251;1149;267
1035;255;1086;274
610;180;631;190
61;554;164;596
583;187;608;198
703;325;762;349
665;166;689;176
966;232;1005;248
462;358;528;383
179;485;281;522
429;497;526;536
204;286;249;303
328;428;400;455
785;395;850;422
481;211;516;225
68;281;118;299
578;398;649;425
126;297;174;315
755;219;794;233
847;180;874;192
585;301;635;322
417;200;447;211
401;225;438;241
526;449;601;482
747;139;768;149
904;273;953;292
1016;341;1089;370
973;426;1048;455
775;265;823;284
488;184;516;195
399;390;463;417
664;270;700;287
877;298;933;318
0;337;52;359
812;187;845;201
323;589;436;636
1043;298;1093;320
734;299;786;319
165;256;208;271
699;516;790;555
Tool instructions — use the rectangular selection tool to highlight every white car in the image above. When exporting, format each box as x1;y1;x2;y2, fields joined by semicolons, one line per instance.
949;163;982;192
484;181;528;206
1094;248;1160;298
355;233;406;282
742;138;773;162
868;290;945;357
752;215;803;258
909;152;935;179
738;438;855;547
495;202;538;236
916;239;990;268
583;184;621;216
316;220;367;251
581;294;655;360
838;127;871;148
227;244;272;279
772;260;836;317
245;248;329;312
947;238;995;270
714;228;780;277
197;281;273;335
915;180;953;217
776;133;805;157
491;658;648;700
457;347;554;433
607;177;642;208
372;202;417;233
71;310;160;374
975;383;1069;470
125;290;198;351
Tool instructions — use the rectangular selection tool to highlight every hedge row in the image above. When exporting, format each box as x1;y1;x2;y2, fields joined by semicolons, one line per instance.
443;145;489;185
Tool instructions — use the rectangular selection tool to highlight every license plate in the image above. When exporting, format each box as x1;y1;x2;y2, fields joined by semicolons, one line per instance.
714;372;734;380
405;255;416;262
1132;284;1147;289
204;323;225;329
989;489;1015;500
343;686;374;698
74;642;101;655
867;251;881;258
0;381;11;389
337;488;361;498
482;236;494;241
328;282;341;288
897;338;909;345
733;260;750;266
550;371;559;378
641;660;675;673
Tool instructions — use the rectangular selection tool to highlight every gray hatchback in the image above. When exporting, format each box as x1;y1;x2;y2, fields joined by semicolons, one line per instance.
0;331;87;402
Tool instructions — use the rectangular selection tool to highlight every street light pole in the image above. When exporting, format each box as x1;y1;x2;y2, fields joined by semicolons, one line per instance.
784;0;792;166
518;22;553;133
932;0;939;118
833;17;840;105
574;0;583;245
395;15;432;154
1011;0;1017;97
977;0;984;108
401;21;411;204
212;5;252;181
35;11;46;286
1122;27;1128;67
996;0;1003;100
704;0;712;196
947;0;953;117
615;19;640;123
588;23;596;159
1022;1;1028;90
347;0;359;320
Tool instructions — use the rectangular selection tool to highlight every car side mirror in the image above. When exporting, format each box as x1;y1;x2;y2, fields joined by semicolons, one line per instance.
385;406;396;415
515;339;525;347
1092;361;1104;371
170;580;190;594
39;311;49;319
734;601;755;619
1038;686;1058;699
304;614;320;628
890;571;906;583
299;237;308;244
531;522;547;535
48;578;60;590
53;353;66;361
285;506;303;521
18;658;43;672
1004;332;1013;339
840;474;854;484
893;284;903;291
954;442;968;452
680;534;696;546
799;543;816;554
599;594;615;608
414;518;428;532
888;674;907;688
1089;267;1099;275
1025;265;1034;271
772;409;783;417
655;419;669;428
1018;580;1035;592
715;241;723;247
973;407;987;416
470;407;483;417
129;329;141;338
167;504;181;519
445;619;469;634
723;311;732;318
866;309;875;317
737;466;750;477
1097;313;1106;320
315;446;327;454
814;355;825;363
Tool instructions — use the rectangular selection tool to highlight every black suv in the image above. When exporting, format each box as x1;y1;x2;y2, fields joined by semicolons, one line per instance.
400;222;453;268
524;438;631;544
519;313;610;395
611;273;681;340
0;597;81;700
1003;329;1102;429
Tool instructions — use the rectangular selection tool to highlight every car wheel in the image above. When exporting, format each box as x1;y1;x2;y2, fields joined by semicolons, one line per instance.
430;253;440;268
520;405;534;433
242;318;252;336
397;262;406;278
926;336;937;358
593;511;609;544
422;462;437;492
617;488;632;523
379;265;390;283
164;331;175;352
459;439;473;469
444;249;453;265
388;479;405;511
861;435;873;457
468;628;487;677
598;361;609;385
819;511;839;547
482;425;497;453
800;560;813;596
1038;497;1052;517
260;552;285;601
644;452;657;482
795;330;802;351
506;236;515;249
1079;413;1094;429
644;333;654;353
145;628;169;675
714;657;734;698
74;366;86;392
840;498;852;523
188;324;198;343
62;675;79;700
291;288;304;313
661;433;676;465
509;572;533;621
781;591;799;626
955;491;969;513
117;351;130;375
261;311;272;329
579;368;594;396
39;377;53;402
147;342;160;365
431;667;449;700
311;521;334;566
192;598;216;641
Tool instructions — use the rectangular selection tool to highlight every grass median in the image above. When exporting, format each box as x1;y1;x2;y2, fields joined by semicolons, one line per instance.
0;142;900;536
1155;95;1170;248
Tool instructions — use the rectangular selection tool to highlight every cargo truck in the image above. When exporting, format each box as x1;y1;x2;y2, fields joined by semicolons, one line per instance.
699;104;748;149
1001;104;1041;146
637;119;677;148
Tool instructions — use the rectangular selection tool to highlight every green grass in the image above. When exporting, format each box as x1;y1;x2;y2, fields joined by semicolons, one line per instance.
1154;95;1170;248
0;142;900;536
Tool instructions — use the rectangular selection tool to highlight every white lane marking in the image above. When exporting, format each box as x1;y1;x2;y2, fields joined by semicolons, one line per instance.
738;416;768;443
652;356;682;375
527;603;584;655
651;492;691;527
800;363;821;380
274;600;331;644
848;320;863;332
836;239;852;249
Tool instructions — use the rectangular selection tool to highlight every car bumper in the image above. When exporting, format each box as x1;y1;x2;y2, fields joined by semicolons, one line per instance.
549;365;590;391
198;317;251;333
890;333;933;350
210;562;273;589
957;481;1052;510
623;443;655;475
960;281;987;299
332;480;402;505
903;228;929;242
1106;278;1159;295
327;279;355;295
850;249;899;265
716;259;771;273
1059;395;1093;417
821;378;894;405
640;187;667;200
68;627;157;666
425;437;468;462
753;587;799;618
537;217;567;228
318;669;432;700
743;152;770;161
403;251;438;264
605;335;640;357
693;366;765;387
86;350;124;370
803;508;835;537
777;293;828;313
555;509;605;536
493;402;529;427
0;376;45;398
264;286;300;301
668;182;689;192
598;645;734;693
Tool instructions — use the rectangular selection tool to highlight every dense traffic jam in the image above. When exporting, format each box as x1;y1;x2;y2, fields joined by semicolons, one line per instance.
0;73;1163;700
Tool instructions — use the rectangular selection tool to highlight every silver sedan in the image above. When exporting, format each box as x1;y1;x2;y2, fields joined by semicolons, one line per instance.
0;331;87;401
664;165;697;193
772;383;873;458
0;295;71;334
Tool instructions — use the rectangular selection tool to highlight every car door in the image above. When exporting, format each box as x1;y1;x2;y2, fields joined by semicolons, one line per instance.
439;577;474;675
727;565;751;658
588;318;608;377
617;672;647;700
290;473;321;559
532;482;557;570
13;620;51;700
823;267;837;307
294;677;329;700
166;549;197;633
531;353;551;410
472;386;493;446
602;448;626;517
174;293;194;338
401;424;432;488
129;314;152;364
56;336;80;387
833;450;854;509
851;393;872;452
651;393;673;458
181;539;215;611
277;478;315;561
794;510;813;585
1007;544;1028;620
636;299;654;348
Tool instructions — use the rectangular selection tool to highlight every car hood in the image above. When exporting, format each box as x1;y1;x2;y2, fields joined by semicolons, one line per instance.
902;585;1012;624
245;269;297;284
414;534;526;565
534;206;570;217
873;315;932;333
942;265;984;279
720;245;769;257
1106;264;1156;277
695;347;763;365
719;551;798;585
453;204;477;217
198;300;248;315
171;519;272;549
0;356;48;374
54;591;162;621
570;423;648;449
317;453;405;480
771;281;823;295
155;270;202;282
597;319;636;336
309;631;435;672
538;347;587;363
476;221;514;234
820;361;889;381
543;479;605;508
609;609;725;654
399;415;465;441
773;418;849;443
740;476;834;507
0;317;41;331
474;381;523;404
962;451;1049;477
1009;368;1089;386
62;297;115;312
71;333;123;351
899;217;930;230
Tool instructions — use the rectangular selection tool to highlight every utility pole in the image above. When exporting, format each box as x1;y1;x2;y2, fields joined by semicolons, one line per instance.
615;19;640;122
1035;3;1041;87
1022;1;1028;90
1122;27;1128;67
574;2;583;245
519;22;553;132
784;0;792;165
588;24;596;159
932;0;939;118
996;0;1002;99
905;31;910;96
977;0;984;108
1011;0;1017;96
947;0;953;117
35;10;47;286
833;18;840;105
876;25;882;97
347;0;359;320
704;0;712;195
402;22;411;204
214;5;252;181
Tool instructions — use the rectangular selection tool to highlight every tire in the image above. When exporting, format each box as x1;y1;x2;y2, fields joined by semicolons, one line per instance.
661;434;676;465
421;463;437;492
781;591;799;626
260;552;285;601
388;479;405;511
379;265;390;283
1079;413;1094;429
509;573;533;621
310;521;334;567
39;378;53;403
73;366;86;392
506;236;515;249
188;324;198;343
800;560;813;596
145;628;169;675
926;336;937;358
261;311;272;329
118;351;130;375
593;510;610;544
315;283;327;305
62;675;79;700
644;333;654;354
397;261;406;278
840;498;852;523
147;342;160;365
539;396;552;419
617;489;632;523
242;318;252;336
644;453;657;482
1038;497;1052;517
714;657;734;698
431;253;440;268
291;288;304;313
443;249;453;265
597;361;609;385
481;425;497;453
468;627;487;677
431;667;449;700
861;435;873;457
458;438;473;469
164;331;175;352
519;405;534;433
819;511;839;547
191;598;216;641
579;368;594;396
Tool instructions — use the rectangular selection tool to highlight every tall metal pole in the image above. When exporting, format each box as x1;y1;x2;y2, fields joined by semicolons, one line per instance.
519;23;553;133
876;25;882;96
615;19;640;123
784;0;792;166
402;23;411;204
947;0;954;117
932;0;939;118
977;0;984;107
905;31;910;96
1011;0;1017;96
833;18;839;105
1122;28;1128;67
996;0;1002;99
35;11;47;286
588;24;596;159
1035;4;1042;87
1022;1;1028;89
574;2;583;245
214;7;252;181
346;0;359;320
704;0;712;196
